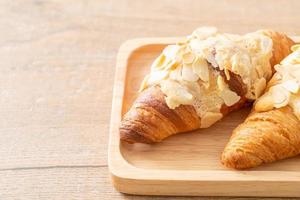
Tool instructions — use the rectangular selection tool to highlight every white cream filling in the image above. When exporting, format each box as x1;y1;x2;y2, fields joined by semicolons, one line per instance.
139;27;274;127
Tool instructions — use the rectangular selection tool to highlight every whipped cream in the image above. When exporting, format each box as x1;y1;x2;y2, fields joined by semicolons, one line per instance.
139;27;274;127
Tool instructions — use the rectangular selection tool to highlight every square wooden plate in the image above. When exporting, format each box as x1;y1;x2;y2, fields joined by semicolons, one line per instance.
109;37;300;197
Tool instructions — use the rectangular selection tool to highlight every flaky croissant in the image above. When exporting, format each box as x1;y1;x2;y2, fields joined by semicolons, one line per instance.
120;28;294;144
222;45;300;169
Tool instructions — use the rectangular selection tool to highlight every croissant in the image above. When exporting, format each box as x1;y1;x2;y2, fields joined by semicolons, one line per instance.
222;45;300;169
120;27;294;144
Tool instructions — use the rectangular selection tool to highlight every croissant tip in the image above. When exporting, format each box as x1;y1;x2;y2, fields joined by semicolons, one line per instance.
221;150;256;170
119;128;154;144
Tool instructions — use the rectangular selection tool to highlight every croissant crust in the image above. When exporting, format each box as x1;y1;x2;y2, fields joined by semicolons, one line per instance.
120;31;294;144
221;106;300;169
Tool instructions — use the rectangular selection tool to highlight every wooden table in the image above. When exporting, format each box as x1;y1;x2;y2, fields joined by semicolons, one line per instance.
1;0;299;199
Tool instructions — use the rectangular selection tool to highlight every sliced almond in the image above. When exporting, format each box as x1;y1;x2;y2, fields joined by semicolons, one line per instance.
281;51;300;65
220;89;240;106
289;65;300;81
165;60;179;71
160;80;193;109
148;70;169;85
260;37;273;54
282;79;299;93
182;63;199;82
230;54;240;74
151;54;166;70
192;27;218;40
243;35;260;53
267;73;282;87
255;65;265;78
217;75;226;91
206;52;218;68
294;71;300;82
224;69;231;80
231;53;251;78
165;96;181;110
274;64;284;73
163;45;181;60
200;112;223;128
189;39;203;53
169;66;182;81
182;51;195;64
254;77;267;98
271;85;290;108
291;44;300;52
291;44;300;51
183;81;201;95
192;57;209;82
138;75;150;92
254;92;274;112
176;38;188;46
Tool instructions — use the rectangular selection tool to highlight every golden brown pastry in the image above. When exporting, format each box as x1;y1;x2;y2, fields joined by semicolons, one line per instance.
120;27;294;144
222;45;300;169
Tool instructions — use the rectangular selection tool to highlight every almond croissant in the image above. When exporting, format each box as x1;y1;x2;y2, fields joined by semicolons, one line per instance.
120;27;294;144
222;45;300;169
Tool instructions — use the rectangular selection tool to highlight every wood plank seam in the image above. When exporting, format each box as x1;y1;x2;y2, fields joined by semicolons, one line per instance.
0;165;107;172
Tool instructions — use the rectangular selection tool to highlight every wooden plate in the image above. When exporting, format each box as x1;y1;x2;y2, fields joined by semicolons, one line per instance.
108;37;300;197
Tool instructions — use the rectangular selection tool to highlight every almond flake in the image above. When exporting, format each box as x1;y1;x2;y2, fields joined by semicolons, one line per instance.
163;45;180;60
281;51;300;65
151;54;166;70
165;60;179;71
271;85;290;108
192;27;218;40
200;112;223;128
165;96;181;110
182;52;195;64
254;78;266;98
260;37;273;54
292;68;300;81
206;52;218;68
192;57;209;82
255;65;264;78
160;80;193;109
148;70;169;85
217;75;226;91
233;53;251;78
184;81;201;95
282;79;299;93
169;66;182;81
220;89;240;106
138;75;150;92
267;73;282;88
182;63;199;82
176;38;188;45
286;65;300;80
291;44;300;52
224;69;231;80
255;93;274;112
189;39;203;53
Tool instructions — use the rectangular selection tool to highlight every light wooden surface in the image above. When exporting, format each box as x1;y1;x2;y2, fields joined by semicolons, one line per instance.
109;38;300;197
1;0;300;199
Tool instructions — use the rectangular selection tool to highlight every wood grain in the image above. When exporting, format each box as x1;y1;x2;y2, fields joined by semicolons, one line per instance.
1;0;300;199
